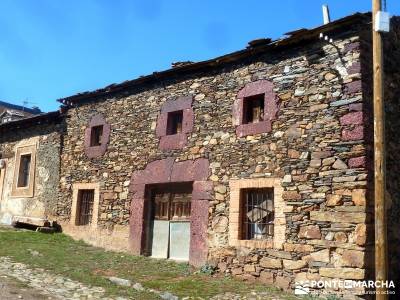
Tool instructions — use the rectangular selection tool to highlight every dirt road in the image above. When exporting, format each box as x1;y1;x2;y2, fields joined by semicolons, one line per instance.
0;275;49;300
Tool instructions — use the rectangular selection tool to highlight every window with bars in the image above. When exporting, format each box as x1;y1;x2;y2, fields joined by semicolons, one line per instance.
166;110;183;135
243;94;265;124
90;125;104;147
240;188;274;240
76;189;95;226
17;154;31;188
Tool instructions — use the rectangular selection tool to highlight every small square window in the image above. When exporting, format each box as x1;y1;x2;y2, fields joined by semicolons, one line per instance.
166;110;183;135
17;154;31;188
243;94;264;124
240;188;274;240
76;189;95;226
90;125;103;147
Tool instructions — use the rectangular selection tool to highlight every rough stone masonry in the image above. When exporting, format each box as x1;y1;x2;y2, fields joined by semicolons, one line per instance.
0;12;397;299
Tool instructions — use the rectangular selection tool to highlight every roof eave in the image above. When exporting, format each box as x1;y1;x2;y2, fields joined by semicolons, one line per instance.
58;12;371;106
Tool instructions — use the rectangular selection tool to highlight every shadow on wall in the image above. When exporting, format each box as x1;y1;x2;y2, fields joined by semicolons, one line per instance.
384;17;400;298
360;16;400;298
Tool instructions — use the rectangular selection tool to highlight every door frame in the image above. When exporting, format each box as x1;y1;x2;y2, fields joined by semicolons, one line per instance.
129;157;212;266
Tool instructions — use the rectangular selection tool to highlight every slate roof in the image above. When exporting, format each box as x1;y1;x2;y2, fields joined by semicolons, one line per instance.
0;100;42;115
57;12;372;106
0;111;61;132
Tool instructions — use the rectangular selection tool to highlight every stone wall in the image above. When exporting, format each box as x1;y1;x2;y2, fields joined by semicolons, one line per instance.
57;23;371;296
0;122;62;224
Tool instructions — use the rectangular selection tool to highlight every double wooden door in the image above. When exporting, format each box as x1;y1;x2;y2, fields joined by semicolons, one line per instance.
149;184;192;261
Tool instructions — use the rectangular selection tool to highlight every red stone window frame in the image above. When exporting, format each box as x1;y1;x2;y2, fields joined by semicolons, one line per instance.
84;114;111;158
156;96;194;150
233;80;279;137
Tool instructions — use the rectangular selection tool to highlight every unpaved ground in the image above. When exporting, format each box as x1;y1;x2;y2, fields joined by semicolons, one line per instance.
0;227;297;299
0;275;50;300
0;257;110;300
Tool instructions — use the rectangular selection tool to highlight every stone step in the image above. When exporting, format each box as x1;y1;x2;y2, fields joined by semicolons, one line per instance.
36;226;57;234
12;216;52;227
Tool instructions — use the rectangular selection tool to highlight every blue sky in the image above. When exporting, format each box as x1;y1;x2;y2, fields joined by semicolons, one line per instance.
1;1;399;112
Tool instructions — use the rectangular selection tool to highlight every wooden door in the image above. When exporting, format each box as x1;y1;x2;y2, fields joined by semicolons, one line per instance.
149;184;192;261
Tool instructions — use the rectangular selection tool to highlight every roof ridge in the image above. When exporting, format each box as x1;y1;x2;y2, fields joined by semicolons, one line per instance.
58;12;372;105
0;100;42;115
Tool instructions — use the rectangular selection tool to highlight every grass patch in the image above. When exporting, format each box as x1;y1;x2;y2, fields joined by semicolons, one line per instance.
0;227;295;299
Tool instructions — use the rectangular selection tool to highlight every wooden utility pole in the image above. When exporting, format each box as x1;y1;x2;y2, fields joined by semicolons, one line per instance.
372;0;388;298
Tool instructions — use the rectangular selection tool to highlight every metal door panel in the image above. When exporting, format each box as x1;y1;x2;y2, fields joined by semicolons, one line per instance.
169;221;190;261
151;220;170;259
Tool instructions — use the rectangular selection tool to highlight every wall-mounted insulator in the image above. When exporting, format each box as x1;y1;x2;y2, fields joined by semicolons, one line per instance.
319;32;333;43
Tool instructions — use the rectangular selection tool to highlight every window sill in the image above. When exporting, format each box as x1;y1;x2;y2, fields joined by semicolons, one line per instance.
159;133;187;150
235;121;272;138
73;224;95;228
11;187;34;198
85;144;107;158
229;239;274;249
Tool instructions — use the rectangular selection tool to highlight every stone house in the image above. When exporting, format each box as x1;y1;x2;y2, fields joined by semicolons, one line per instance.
0;12;394;297
0;112;63;226
0;100;42;124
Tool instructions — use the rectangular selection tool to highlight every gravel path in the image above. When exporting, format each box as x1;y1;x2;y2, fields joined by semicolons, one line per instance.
0;274;49;300
0;257;112;300
0;256;293;300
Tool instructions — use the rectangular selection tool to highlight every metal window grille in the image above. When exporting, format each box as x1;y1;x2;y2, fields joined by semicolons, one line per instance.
90;125;103;147
241;188;274;240
77;189;94;226
243;94;265;124
17;154;31;188
166;110;183;135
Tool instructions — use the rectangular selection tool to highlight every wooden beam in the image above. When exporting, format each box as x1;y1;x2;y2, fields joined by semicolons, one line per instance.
372;0;388;299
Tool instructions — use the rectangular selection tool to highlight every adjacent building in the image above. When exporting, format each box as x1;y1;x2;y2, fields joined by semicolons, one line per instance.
0;112;63;226
0;12;399;297
0;100;42;124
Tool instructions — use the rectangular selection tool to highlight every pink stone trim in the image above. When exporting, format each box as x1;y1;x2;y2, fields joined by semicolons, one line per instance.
129;157;210;266
237;80;274;98
343;42;360;53
161;96;193;113
342;125;364;141
236;121;272;138
347;62;361;75
84;114;111;158
182;109;194;134
156;96;194;149
233;80;279;137
189;200;209;266
340;112;363;126
348;156;366;168
155;113;168;137
159;134;187;150
344;80;362;94
192;181;213;200
349;103;363;112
